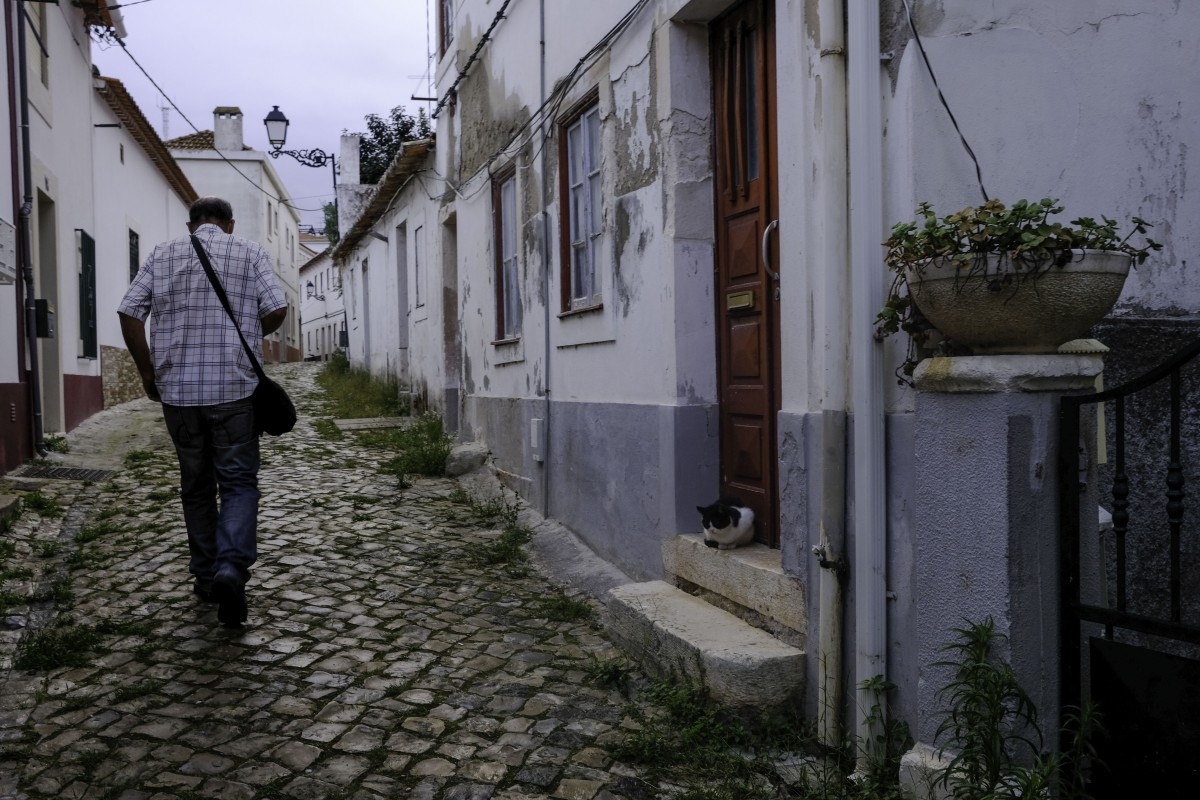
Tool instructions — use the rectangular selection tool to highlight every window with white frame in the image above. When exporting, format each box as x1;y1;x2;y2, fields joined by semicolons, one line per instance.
493;168;521;340
559;95;602;311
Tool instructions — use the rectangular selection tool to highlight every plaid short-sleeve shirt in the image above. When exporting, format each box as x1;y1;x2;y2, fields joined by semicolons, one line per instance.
117;224;287;407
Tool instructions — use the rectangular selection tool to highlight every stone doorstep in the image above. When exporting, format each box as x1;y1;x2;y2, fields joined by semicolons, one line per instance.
662;534;806;640
898;743;954;800
332;417;412;432
605;580;805;711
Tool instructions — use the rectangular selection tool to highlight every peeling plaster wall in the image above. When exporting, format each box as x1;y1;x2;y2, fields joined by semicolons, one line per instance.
883;1;1200;323
439;0;723;559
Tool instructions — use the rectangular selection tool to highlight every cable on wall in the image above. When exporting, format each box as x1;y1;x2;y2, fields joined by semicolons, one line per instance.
92;28;325;214
900;0;990;203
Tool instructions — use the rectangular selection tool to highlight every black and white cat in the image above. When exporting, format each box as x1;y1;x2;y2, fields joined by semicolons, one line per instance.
697;497;755;550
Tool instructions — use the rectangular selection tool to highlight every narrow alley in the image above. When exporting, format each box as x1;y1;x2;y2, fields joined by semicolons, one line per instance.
0;363;656;800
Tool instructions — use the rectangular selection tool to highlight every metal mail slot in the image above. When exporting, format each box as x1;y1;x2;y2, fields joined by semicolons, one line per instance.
726;290;755;311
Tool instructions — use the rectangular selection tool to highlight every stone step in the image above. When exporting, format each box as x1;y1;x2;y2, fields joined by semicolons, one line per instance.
606;580;805;711
662;534;806;648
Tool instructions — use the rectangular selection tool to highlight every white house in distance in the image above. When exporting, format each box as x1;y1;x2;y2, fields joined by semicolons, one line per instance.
335;0;1200;782
333;136;434;404
92;74;197;408
298;237;345;362
166;108;302;363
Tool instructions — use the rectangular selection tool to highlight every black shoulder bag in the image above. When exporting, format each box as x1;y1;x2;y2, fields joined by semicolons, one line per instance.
190;235;297;436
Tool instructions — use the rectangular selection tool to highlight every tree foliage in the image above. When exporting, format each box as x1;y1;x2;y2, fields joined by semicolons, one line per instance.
355;105;431;185
322;202;339;245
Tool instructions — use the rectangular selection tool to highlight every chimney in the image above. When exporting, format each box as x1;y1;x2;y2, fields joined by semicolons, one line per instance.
213;106;243;151
340;133;361;184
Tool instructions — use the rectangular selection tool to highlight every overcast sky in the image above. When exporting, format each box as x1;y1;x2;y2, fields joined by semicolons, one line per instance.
92;0;435;231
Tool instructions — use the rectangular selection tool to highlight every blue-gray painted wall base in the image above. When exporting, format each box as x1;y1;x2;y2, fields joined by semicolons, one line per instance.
780;409;919;738
911;364;1099;747
465;395;718;581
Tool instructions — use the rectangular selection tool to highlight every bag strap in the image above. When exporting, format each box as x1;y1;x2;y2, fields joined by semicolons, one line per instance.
190;234;267;381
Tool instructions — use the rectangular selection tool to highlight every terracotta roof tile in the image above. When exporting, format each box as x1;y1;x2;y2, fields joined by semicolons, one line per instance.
164;130;254;152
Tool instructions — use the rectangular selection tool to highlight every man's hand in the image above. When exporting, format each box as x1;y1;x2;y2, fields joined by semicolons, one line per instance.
141;373;161;403
261;306;287;336
119;313;160;402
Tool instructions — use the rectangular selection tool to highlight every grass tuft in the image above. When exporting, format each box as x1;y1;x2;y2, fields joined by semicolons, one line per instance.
535;587;594;623
43;434;70;454
316;351;408;419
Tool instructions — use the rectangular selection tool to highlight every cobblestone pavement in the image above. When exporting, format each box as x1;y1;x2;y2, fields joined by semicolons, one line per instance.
0;363;657;800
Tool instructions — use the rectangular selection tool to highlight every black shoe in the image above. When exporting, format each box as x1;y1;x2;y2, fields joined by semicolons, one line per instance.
212;577;248;627
193;579;217;603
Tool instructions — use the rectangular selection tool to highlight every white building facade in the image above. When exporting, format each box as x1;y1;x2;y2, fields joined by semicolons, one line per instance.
92;75;197;408
335;0;1200;746
167;109;303;363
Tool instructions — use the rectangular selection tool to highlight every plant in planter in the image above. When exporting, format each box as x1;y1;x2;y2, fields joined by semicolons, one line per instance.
875;198;1161;382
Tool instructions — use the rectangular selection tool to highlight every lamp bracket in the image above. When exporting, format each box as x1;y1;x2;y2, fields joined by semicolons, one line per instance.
269;147;333;169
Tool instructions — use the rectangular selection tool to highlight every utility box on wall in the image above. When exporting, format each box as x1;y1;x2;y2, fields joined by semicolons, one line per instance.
35;299;55;338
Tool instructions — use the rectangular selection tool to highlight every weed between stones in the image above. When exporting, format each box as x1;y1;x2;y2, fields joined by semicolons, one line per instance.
21;491;64;518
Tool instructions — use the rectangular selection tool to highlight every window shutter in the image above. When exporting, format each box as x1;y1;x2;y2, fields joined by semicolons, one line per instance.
79;231;97;359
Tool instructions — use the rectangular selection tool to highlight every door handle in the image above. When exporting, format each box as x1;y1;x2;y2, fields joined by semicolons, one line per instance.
761;219;780;281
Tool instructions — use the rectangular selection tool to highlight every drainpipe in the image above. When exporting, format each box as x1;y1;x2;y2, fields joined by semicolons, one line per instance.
814;0;850;751
848;0;887;765
15;1;47;456
538;0;552;515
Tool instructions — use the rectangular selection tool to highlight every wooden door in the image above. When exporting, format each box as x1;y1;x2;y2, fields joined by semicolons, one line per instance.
712;0;780;547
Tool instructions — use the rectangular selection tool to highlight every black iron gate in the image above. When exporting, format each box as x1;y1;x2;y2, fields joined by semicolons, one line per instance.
1059;338;1200;795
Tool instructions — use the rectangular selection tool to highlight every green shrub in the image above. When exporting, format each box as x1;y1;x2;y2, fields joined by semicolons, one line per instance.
316;355;407;419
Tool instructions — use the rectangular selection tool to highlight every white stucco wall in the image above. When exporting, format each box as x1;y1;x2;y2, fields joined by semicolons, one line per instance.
24;4;103;430
884;1;1198;318
91;90;191;359
0;17;18;386
172;149;303;359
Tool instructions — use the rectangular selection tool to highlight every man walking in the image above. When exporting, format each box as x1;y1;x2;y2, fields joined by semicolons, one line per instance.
117;196;287;627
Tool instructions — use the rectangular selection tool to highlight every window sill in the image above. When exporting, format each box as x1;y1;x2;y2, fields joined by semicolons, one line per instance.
492;336;524;365
557;303;604;320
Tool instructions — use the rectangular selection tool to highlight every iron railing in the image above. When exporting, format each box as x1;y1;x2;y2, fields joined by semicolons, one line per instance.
1059;337;1200;735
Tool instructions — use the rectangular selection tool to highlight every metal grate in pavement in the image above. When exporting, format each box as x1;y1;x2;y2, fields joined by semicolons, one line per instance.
10;465;115;482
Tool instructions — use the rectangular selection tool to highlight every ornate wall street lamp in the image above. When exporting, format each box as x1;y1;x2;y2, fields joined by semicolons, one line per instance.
262;106;337;218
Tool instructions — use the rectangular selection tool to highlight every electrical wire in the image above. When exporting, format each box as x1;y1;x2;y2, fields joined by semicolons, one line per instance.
94;28;326;214
900;0;990;203
432;0;514;119
426;0;653;206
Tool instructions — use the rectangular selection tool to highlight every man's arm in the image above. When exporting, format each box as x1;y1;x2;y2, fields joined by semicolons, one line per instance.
261;306;287;336
118;312;160;402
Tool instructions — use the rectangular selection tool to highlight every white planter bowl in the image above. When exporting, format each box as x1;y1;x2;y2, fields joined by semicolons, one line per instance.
904;249;1132;354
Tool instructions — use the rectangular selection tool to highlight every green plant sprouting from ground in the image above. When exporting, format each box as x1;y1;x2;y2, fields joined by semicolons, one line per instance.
934;617;1101;800
15;618;154;671
535;586;594;623
21;492;63;518
376;412;453;480
471;514;532;574
316;351;408;419
853;675;913;795
43;434;70;454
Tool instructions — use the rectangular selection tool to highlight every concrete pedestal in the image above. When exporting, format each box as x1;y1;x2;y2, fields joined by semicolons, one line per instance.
902;355;1102;793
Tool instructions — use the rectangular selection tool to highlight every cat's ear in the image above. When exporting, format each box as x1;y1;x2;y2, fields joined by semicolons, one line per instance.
696;506;705;514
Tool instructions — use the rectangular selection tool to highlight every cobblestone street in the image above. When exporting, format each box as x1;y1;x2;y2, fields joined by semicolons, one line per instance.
0;363;656;800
